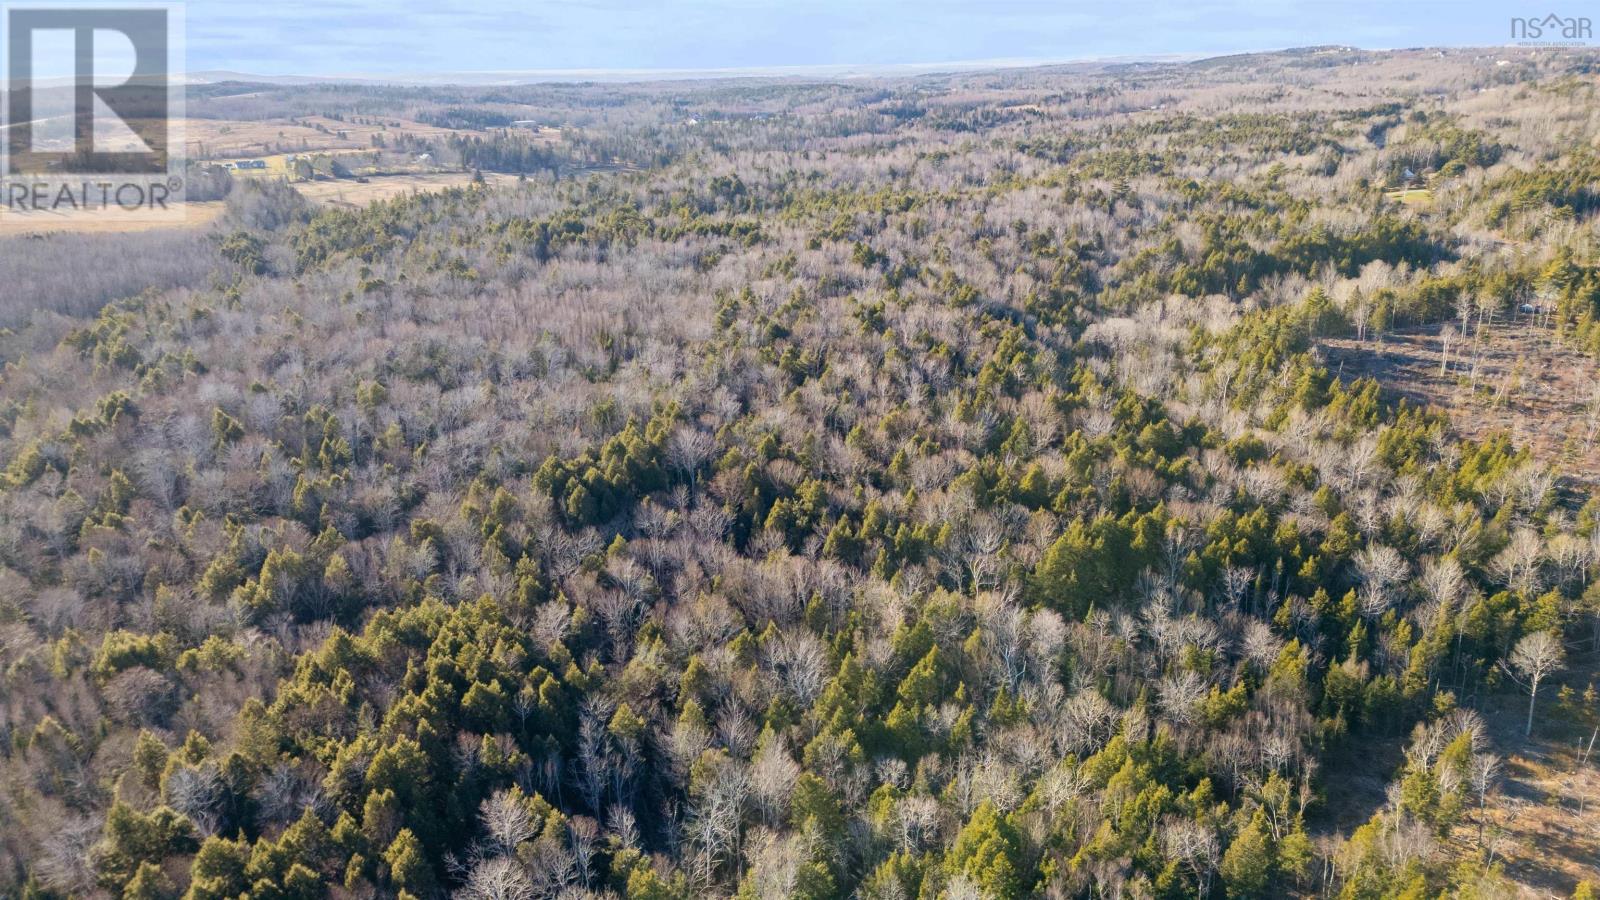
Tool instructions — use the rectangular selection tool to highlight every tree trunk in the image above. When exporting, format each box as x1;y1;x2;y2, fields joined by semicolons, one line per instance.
1526;680;1539;737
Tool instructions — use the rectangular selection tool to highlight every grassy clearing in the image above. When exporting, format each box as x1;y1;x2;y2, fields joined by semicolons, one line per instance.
180;115;472;160
289;172;519;208
1385;187;1434;206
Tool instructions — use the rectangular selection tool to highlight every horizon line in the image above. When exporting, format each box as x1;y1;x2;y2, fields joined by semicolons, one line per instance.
181;44;1555;86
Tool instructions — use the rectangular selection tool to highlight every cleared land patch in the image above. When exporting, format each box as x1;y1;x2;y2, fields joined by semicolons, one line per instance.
1319;321;1600;491
0;201;226;236
289;171;520;208
1384;187;1434;206
1451;651;1600;897
181;115;475;159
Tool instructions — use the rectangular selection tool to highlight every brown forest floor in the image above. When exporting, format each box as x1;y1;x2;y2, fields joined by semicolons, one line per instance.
1311;651;1600;898
1319;320;1600;494
1461;649;1600;897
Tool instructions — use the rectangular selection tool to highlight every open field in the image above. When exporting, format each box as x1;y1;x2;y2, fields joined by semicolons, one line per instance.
0;109;567;235
182;115;562;160
0;201;226;236
1320;321;1600;491
286;171;520;207
218;149;451;182
0;172;514;236
1384;187;1434;206
182;115;467;159
1316;653;1600;899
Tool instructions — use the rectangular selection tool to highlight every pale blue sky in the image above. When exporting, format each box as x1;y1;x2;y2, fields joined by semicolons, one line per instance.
181;0;1543;76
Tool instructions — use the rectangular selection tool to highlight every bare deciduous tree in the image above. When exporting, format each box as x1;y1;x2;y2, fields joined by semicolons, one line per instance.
1467;752;1501;847
481;789;538;855
1161;816;1220;898
1354;545;1409;619
1503;631;1565;737
459;857;536;900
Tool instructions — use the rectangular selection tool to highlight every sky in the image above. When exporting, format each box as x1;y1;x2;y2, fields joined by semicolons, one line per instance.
180;0;1555;77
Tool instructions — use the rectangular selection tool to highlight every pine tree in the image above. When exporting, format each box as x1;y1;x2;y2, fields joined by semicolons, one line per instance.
383;830;431;894
1220;809;1274;898
946;800;1026;899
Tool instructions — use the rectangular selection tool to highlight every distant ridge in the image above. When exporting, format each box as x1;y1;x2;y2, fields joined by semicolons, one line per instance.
181;54;1208;87
172;46;1557;87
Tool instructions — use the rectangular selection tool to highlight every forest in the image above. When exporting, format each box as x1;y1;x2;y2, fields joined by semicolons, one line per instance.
2;45;1600;899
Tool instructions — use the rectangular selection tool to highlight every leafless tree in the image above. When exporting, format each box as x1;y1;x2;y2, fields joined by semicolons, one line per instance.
1161;816;1220;898
763;628;828;708
253;761;327;829
607;803;640;852
1418;556;1466;618
896;793;942;853
666;426;716;492
1467;752;1501;847
568;816;599;888
1058;689;1118;755
523;838;577;899
164;764;225;836
576;699;615;814
1221;566;1254;613
1157;671;1208;728
481;789;538;855
31;815;100;894
1491;529;1544;596
749;738;799;828
458;857;536;900
1354;545;1409;619
1503;631;1565;737
686;762;748;889
1546;533;1591;589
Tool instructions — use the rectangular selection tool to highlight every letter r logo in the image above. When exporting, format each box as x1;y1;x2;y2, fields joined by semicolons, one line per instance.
4;6;170;174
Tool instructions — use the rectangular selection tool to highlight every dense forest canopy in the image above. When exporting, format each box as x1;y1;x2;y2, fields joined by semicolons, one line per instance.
3;45;1600;900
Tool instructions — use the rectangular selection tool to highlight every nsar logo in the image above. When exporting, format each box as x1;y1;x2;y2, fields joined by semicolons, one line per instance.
1510;12;1593;43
